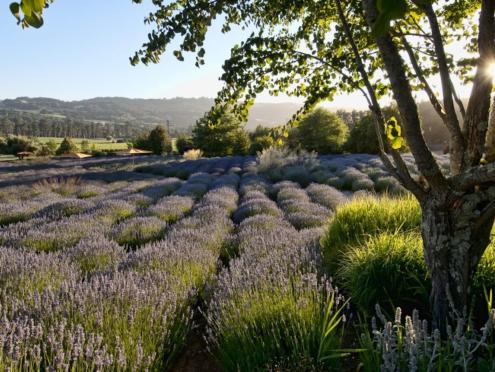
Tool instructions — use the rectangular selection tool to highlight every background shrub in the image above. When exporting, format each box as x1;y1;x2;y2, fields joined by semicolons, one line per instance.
176;135;194;154
291;107;348;154
56;137;79;155
193;111;250;156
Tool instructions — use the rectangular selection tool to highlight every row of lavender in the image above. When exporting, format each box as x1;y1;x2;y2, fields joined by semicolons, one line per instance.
204;172;350;369
0;167;243;369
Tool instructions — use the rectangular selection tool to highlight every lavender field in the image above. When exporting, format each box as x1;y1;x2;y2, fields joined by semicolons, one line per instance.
3;151;492;371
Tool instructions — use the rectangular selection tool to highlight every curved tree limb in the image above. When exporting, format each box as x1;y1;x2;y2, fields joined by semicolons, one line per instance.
423;3;466;175
362;0;447;193
335;0;425;199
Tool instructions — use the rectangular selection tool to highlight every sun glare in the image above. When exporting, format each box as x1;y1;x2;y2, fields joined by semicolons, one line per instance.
487;62;495;80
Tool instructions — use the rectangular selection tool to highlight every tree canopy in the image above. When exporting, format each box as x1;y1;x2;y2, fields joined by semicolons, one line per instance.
126;0;495;334
294;107;348;154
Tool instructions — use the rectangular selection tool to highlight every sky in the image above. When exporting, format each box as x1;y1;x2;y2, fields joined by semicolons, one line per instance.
0;1;475;110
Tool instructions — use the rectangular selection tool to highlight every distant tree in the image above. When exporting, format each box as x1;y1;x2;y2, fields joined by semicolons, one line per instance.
346;107;409;154
56;137;78;155
176;135;194;154
147;126;172;155
80;140;90;153
249;125;274;154
0;136;38;156
295;108;348;154
37;143;55;157
46;139;58;154
344;115;379;154
193;110;251;156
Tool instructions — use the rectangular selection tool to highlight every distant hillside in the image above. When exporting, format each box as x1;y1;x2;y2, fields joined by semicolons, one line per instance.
0;97;302;132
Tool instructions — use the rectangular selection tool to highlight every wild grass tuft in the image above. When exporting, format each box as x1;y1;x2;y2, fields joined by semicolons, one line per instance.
321;194;421;270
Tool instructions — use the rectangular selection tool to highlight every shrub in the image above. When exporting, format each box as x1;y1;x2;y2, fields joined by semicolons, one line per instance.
56;137;79;155
292;107;348;154
0;135;39;156
176;135;195;154
345;108;409;154
339;233;430;315
193;111;251;156
344;114;380;154
232;198;282;223
147;125;173;155
321;194;421;269
257;147;319;183
249;125;274;154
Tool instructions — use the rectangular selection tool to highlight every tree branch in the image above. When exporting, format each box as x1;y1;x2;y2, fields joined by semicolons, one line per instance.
453;162;495;191
401;33;447;123
464;0;495;168
335;0;426;199
423;3;466;175
362;0;447;193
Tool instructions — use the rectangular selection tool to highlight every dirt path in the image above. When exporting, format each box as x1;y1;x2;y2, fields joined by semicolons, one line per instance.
170;324;220;372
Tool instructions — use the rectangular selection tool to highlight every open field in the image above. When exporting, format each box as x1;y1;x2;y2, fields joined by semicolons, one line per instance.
0;152;494;370
35;137;130;151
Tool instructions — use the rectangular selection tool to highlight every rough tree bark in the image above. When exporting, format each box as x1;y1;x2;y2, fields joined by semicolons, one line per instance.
362;0;495;335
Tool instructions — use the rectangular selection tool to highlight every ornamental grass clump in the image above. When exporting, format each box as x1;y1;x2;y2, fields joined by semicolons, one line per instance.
340;232;430;316
110;216;168;248
149;195;195;222
321;194;421;269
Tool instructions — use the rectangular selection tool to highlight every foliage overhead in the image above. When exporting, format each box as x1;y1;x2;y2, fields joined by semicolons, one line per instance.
9;0;54;28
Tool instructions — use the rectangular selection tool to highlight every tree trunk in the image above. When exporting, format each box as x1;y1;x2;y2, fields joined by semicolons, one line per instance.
421;193;494;335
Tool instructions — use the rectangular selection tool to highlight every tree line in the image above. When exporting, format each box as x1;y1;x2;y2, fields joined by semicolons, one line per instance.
0;111;153;140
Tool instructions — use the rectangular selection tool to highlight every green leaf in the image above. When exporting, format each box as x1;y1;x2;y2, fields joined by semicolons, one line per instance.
9;2;20;21
24;11;43;28
385;116;404;150
31;0;45;13
21;0;33;17
373;0;408;36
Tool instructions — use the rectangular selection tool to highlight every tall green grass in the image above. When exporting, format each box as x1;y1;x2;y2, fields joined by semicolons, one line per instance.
339;232;430;316
209;285;346;371
320;194;421;270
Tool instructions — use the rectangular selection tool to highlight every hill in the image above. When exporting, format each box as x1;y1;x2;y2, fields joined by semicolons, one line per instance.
0;97;302;132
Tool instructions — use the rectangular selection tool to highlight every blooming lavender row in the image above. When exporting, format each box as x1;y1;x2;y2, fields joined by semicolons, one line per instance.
206;185;343;369
136;156;251;179
0;182;241;370
275;182;333;230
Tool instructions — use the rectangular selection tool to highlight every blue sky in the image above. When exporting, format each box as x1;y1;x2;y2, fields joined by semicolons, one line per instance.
0;0;264;101
0;1;472;109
